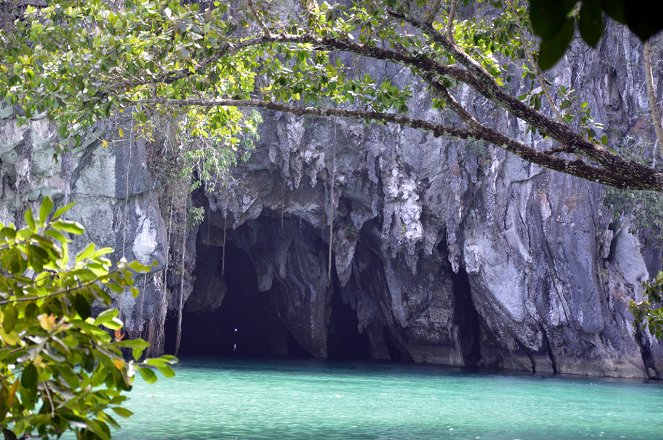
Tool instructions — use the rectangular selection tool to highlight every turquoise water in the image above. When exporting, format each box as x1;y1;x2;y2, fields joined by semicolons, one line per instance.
114;359;663;440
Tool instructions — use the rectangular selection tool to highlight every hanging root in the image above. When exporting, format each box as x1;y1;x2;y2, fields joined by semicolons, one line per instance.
328;119;337;283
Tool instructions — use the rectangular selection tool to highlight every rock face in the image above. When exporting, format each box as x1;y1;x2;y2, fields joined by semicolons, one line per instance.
196;25;663;378
0;111;168;345
0;24;661;377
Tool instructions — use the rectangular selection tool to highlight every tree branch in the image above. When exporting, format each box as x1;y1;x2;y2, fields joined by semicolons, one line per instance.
132;97;663;190
119;21;663;191
0;273;116;305
388;10;663;190
446;0;457;40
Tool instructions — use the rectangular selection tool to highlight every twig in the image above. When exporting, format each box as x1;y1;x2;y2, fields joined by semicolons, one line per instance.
247;0;271;35
0;274;116;305
446;0;457;40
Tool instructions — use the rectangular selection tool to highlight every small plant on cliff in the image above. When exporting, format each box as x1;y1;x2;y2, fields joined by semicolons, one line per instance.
0;198;176;440
631;271;663;340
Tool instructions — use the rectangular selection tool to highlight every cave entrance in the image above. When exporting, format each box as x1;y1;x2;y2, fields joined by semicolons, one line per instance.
167;238;311;359
327;275;372;360
451;265;482;366
436;240;482;366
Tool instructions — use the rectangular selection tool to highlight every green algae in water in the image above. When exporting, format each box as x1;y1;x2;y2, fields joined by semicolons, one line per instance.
112;359;662;440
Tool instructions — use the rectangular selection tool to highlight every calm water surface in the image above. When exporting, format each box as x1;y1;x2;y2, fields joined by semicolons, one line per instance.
114;358;663;439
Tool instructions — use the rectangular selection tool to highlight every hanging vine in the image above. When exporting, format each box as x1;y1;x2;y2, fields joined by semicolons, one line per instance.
328;119;337;283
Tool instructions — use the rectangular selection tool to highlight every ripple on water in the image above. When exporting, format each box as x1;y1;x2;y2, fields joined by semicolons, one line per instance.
103;359;663;440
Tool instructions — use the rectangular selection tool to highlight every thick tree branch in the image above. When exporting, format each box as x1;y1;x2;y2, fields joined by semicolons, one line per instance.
135;97;477;138
132;97;663;190
127;31;471;93
388;10;662;190
123;20;663;191
644;40;663;156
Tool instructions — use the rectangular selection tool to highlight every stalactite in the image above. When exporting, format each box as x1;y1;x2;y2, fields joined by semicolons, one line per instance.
148;275;169;356
138;272;147;340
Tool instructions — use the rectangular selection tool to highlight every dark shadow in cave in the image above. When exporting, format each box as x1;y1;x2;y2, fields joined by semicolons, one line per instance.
382;326;404;362
438;241;482;366
166;238;311;359
327;273;372;360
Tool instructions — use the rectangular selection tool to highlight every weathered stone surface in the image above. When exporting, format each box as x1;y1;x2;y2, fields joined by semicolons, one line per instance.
198;24;662;378
0;106;167;343
0;24;660;378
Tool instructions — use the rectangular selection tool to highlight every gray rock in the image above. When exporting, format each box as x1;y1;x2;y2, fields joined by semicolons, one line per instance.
0;21;659;378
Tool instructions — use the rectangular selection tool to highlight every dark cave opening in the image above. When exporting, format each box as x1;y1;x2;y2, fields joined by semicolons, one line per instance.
381;326;404;362
435;240;482;367
327;275;372;360
166;239;311;359
450;266;482;366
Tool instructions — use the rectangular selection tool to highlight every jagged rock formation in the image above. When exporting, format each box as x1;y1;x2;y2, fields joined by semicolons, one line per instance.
0;24;661;377
193;25;663;378
0;110;168;346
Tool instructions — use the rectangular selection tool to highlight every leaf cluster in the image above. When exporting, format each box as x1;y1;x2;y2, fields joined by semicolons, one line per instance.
0;197;177;440
1;0;661;194
631;271;663;340
529;0;663;69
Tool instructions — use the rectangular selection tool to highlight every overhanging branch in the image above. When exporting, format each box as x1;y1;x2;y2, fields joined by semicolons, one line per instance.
132;97;663;190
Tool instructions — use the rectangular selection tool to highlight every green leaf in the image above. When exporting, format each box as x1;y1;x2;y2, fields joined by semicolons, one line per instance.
21;363;38;389
0;227;16;241
76;243;96;262
94;308;119;326
155;363;176;378
92;247;114;258
56;365;80;389
39;196;54;225
624;1;663;42
538;18;576;70
158;354;179;363
3;306;18;333
24;209;36;231
598;0;625;23
117;339;150;360
579;0;604;47
529;0;576;39
51;220;85;235
86;420;111;440
127;260;152;273
73;293;92;319
103;317;124;330
137;367;157;384
52;202;76;220
43;229;69;246
111;407;134;418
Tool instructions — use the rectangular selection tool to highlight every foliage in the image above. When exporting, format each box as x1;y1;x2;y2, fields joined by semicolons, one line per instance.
603;188;663;242
529;0;663;69
0;198;177;440
0;0;661;191
631;271;663;340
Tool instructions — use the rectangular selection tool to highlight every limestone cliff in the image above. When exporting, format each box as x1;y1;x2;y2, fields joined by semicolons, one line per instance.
0;24;661;378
